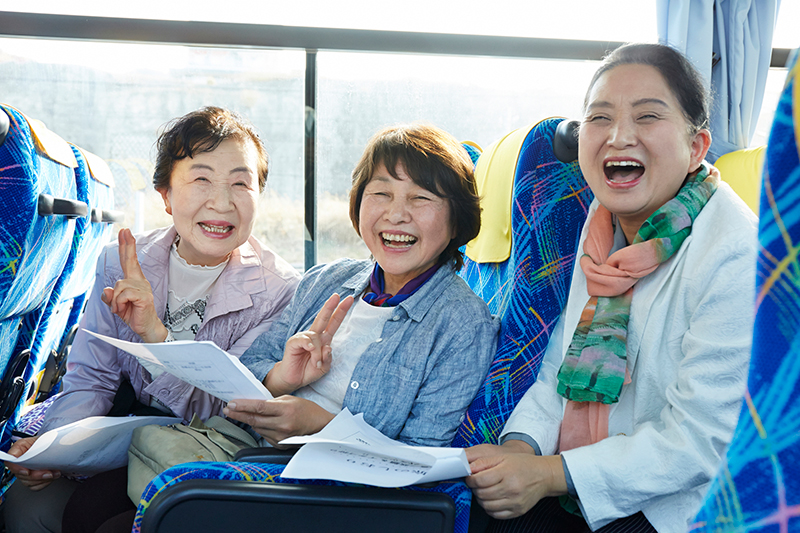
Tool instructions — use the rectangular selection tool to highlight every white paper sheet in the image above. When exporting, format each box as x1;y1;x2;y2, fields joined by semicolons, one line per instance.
280;409;470;487
85;330;273;402
0;416;179;476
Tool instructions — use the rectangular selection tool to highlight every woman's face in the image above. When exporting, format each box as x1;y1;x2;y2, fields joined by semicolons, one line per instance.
159;138;260;266
359;161;454;295
578;64;709;237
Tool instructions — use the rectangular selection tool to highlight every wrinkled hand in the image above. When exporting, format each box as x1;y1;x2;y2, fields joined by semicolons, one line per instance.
5;437;61;491
466;444;567;520
465;441;533;463
265;293;354;396
223;396;335;447
101;228;168;343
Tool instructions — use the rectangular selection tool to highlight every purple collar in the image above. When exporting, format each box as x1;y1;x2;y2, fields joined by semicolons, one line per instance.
362;263;440;307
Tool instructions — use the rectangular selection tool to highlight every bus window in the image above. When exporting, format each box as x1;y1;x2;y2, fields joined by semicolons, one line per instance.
0;38;307;268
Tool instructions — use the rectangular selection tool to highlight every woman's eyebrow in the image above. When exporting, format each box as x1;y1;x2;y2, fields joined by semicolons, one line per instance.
229;166;252;174
586;100;613;111
632;98;669;108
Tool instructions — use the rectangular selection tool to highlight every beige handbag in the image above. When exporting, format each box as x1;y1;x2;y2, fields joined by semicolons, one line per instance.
127;414;258;504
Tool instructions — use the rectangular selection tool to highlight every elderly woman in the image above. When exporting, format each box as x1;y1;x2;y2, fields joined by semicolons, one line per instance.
224;123;498;448
4;106;300;533
466;44;758;532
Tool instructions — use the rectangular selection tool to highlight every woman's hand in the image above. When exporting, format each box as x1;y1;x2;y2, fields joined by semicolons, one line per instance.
5;437;61;491
223;396;335;447
465;442;567;520
265;293;354;397
101;228;169;344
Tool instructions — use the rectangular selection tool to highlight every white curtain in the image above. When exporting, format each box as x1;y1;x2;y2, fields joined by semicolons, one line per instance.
657;0;780;161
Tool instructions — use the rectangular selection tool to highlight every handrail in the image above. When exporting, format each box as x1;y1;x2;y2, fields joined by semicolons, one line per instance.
0;11;623;61
0;11;791;67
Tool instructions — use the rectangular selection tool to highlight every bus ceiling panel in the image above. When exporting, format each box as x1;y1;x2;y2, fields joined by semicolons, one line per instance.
0;10;626;61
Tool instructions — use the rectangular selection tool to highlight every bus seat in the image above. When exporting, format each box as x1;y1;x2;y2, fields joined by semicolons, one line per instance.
691;50;800;532
461;141;482;166
714;145;765;214
28;145;121;406
0;104;85;447
454;118;592;447
132;117;592;533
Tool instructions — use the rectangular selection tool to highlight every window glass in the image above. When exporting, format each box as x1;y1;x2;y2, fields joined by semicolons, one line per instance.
773;1;800;49
315;51;600;264
0;38;306;269
750;67;790;148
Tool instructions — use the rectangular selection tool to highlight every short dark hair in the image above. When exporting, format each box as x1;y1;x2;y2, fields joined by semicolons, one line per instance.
584;43;710;134
349;124;480;270
153;106;269;192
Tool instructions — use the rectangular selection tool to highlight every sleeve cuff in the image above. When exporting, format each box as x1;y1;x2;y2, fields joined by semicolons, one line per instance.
561;455;578;498
500;432;542;456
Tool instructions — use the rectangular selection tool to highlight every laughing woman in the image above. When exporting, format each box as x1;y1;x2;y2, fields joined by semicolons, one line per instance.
3;107;300;533
466;44;758;532
224;124;498;448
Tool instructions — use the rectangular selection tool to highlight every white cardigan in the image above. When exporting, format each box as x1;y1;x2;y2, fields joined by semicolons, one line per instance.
502;183;758;532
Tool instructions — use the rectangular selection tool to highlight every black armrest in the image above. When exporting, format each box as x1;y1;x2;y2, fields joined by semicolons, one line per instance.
0;109;9;148
38;193;89;219
142;479;455;533
91;208;125;224
553;119;580;163
0;349;31;427
233;447;297;465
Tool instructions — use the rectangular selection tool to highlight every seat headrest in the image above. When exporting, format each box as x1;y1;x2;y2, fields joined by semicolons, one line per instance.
0;108;9;148
553;119;579;163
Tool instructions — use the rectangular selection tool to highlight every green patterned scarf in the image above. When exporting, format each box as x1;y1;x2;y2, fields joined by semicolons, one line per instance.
557;163;720;405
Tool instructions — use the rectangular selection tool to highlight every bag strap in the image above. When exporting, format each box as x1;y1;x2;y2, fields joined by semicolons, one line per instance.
188;414;259;449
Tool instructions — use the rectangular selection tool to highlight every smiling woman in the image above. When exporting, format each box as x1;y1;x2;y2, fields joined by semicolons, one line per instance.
2;106;301;533
465;44;759;533
225;123;497;450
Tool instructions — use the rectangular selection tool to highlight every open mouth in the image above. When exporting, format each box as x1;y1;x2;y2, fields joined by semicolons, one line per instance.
199;222;234;235
381;232;417;248
604;160;645;184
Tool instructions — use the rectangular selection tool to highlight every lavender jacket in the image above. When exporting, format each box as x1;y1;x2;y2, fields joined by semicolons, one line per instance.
39;226;300;433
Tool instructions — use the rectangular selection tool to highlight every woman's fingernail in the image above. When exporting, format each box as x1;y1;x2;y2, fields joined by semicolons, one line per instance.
19;469;29;476
227;402;236;410
316;361;322;369
42;473;53;479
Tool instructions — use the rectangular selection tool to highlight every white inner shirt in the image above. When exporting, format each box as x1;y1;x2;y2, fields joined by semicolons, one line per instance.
139;243;227;380
294;296;394;414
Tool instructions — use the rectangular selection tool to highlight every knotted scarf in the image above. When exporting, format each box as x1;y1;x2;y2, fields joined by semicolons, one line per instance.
556;163;720;453
362;263;440;307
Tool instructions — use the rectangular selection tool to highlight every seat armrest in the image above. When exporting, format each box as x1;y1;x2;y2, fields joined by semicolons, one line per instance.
233;447;297;464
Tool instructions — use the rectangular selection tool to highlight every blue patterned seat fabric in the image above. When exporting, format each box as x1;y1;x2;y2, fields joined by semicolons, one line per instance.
454;118;593;447
13;145;92;418
0;105;77;445
691;51;800;532
24;145;116;405
133;117;593;532
461;142;482;166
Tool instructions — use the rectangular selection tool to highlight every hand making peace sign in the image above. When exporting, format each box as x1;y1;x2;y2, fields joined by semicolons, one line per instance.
265;293;354;397
100;228;170;343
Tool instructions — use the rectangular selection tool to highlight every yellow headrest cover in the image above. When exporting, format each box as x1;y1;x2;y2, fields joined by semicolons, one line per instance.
465;121;543;263
20;110;77;169
793;54;800;161
714;146;765;214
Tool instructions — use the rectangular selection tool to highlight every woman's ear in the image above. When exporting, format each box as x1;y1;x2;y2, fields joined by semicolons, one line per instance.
688;129;712;173
158;188;172;216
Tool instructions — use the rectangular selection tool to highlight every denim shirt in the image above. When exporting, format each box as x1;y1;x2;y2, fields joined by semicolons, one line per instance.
241;258;499;447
